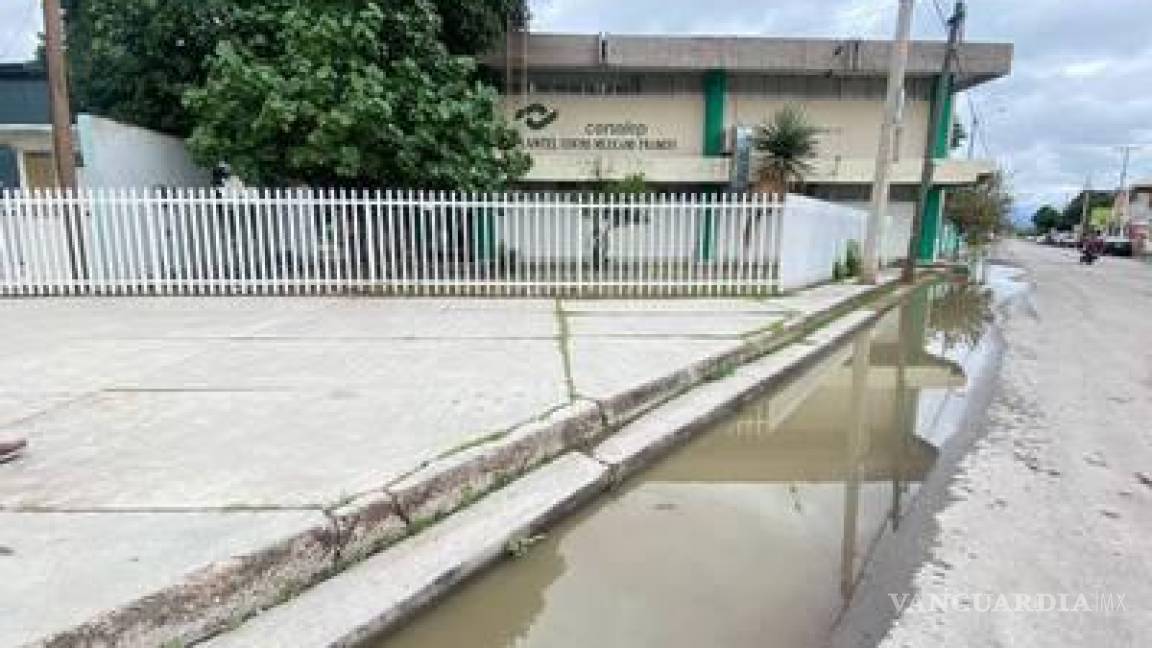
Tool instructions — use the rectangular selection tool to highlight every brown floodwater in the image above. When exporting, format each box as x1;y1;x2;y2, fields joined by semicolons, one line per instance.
373;272;1006;648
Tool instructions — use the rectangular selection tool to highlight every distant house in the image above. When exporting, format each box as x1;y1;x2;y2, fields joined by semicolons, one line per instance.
0;63;56;189
0;62;211;192
1126;179;1151;255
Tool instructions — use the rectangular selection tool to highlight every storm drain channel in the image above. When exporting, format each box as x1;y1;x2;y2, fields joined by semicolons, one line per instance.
372;270;1013;648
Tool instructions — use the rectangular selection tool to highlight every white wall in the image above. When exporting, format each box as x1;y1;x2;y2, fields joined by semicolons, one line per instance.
76;114;211;189
836;199;914;264
74;114;213;280
777;195;912;291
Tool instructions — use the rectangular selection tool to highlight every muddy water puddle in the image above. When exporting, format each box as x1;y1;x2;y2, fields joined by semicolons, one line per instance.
376;274;1005;648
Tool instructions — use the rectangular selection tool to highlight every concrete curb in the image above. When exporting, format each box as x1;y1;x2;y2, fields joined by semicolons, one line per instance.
200;454;611;648
32;274;933;647
195;278;922;648
39;514;338;648
385;399;603;528
593;309;883;483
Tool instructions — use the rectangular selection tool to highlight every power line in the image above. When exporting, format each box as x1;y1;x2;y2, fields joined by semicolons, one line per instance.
930;2;1002;163
931;0;950;29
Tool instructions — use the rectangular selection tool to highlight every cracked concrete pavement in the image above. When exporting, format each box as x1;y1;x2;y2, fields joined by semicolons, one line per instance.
0;284;887;646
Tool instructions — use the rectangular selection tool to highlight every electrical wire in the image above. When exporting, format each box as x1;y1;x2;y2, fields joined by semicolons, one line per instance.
924;0;1002;163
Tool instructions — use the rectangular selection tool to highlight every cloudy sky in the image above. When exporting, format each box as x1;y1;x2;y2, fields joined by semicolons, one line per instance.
3;0;1150;219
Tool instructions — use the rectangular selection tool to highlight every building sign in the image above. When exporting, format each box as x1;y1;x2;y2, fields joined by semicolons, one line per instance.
514;103;559;130
513;103;680;153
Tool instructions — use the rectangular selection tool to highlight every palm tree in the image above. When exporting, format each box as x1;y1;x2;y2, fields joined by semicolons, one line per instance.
745;107;820;249
752;106;820;196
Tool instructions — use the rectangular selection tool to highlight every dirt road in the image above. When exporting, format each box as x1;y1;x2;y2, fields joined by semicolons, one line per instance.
875;241;1152;646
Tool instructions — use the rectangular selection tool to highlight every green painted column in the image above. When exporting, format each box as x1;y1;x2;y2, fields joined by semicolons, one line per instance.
700;71;726;262
698;210;716;261
702;70;727;157
918;77;955;261
920;189;944;260
473;212;496;261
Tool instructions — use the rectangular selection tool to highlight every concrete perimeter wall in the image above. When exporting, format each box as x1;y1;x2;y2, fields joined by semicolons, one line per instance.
77;114;211;189
779;195;911;291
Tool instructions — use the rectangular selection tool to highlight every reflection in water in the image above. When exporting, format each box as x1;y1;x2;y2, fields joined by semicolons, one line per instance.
928;279;994;352
379;281;994;648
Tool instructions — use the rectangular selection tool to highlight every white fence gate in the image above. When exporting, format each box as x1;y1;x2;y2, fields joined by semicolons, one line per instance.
0;189;801;297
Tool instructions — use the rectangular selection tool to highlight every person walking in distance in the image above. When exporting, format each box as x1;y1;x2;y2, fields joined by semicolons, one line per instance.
0;438;26;464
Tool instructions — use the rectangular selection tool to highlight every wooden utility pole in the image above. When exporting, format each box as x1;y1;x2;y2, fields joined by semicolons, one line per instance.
904;1;965;283
43;0;77;188
1079;174;1092;241
967;111;978;159
1113;145;1140;233
862;0;915;284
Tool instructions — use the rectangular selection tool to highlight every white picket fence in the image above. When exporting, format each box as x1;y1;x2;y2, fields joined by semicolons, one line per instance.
0;189;805;297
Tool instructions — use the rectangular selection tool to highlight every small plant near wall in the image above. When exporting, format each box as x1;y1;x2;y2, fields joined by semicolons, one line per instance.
845;240;862;277
833;259;846;280
588;172;650;266
599;172;649;195
833;241;862;281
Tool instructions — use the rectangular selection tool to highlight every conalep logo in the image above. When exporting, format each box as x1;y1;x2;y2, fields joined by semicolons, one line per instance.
515;103;559;130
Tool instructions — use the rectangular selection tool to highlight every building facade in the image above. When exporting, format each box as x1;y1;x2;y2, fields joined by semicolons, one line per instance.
485;33;1013;260
0;63;56;190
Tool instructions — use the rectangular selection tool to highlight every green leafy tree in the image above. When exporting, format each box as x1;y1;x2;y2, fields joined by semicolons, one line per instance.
438;0;528;54
945;171;1013;247
1060;191;1114;231
66;0;234;135
183;0;529;188
1032;205;1060;232
64;0;525;137
753;106;821;195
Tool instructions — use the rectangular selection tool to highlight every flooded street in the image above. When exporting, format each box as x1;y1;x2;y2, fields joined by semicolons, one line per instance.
376;275;1002;648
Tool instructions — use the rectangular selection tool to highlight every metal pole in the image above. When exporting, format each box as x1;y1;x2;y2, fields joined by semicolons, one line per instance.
1113;145;1140;233
43;0;77;189
967;112;977;160
905;1;964;282
863;0;915;284
1118;145;1135;190
1080;174;1092;242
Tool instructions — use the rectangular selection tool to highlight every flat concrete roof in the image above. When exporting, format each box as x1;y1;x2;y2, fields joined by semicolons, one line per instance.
485;33;1013;90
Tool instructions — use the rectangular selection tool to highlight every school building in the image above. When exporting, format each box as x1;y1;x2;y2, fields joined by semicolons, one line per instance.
485;33;1013;260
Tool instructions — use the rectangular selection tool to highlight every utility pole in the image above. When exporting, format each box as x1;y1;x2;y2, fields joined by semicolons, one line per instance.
862;0;915;284
1112;145;1140;233
1079;173;1092;242
904;1;964;283
43;0;77;188
967;111;977;160
1117;145;1137;190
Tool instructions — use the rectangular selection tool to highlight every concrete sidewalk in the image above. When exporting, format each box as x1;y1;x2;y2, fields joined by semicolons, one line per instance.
0;279;895;646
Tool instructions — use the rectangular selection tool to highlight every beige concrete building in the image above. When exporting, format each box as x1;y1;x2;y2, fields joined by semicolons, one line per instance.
484;33;1013;259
